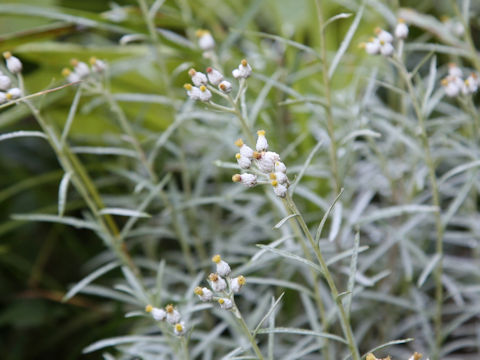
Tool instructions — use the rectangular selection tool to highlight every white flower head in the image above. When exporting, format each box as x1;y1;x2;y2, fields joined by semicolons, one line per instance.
174;321;186;336
374;28;393;43
270;171;288;185
218;298;233;310
363;38;380;55
0;75;12;91
198;85;212;102
219;80;232;93
188;68;208;87
3;52;22;74
235;138;254;158
184;83;201;100
194;286;213;302
255;151;275;173
62;68;81;83
145;304;166;321
165;304;181;324
232;59;252;79
236;153;252;169
271;180;288;198
206;67;224;86
0;92;7;104
209;273;227;292
212;254;231;277
380;41;394;56
255;129;268;151
196;29;215;51
465;73;479;93
6;87;22;100
441;76;460;97
232;173;257;187
448;63;463;78
230;275;246;293
275;161;287;173
71;59;90;78
395;18;409;39
89;56;106;72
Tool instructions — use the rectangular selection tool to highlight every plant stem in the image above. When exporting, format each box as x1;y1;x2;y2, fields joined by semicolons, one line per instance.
393;59;444;359
284;193;360;360
233;304;265;360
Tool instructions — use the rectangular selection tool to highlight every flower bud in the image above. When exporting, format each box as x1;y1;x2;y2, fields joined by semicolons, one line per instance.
194;286;213;301
235;138;254;158
212;254;231;277
145;304;167;321
184;83;201;101
165;304;181;324
232;59;252;79
6;87;22;100
196;29;215;51
231;275;246;293
256;129;268;151
174;321;186;336
380;41;394;56
188;68;208;87
89;57;107;72
71;59;90;78
394;19;408;39
0;92;7;104
206;67;224;86
208;273;227;292
374;28;393;43
219;80;232;93
272;181;288;198
3;52;22;74
0;75;12;91
198;85;212;102
218;298;233;310
232;173;257;187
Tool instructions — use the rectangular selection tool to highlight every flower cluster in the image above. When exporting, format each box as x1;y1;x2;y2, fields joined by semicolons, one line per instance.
61;57;106;83
232;130;289;198
145;303;186;336
0;52;23;104
194;255;246;311
361;19;408;56
441;63;479;97
183;59;252;102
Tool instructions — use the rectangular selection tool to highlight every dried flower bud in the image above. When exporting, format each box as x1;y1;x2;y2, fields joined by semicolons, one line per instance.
206;67;224;86
209;273;227;292
218;298;233;310
395;19;408;39
3;52;22;74
231;275;246;293
188;68;208;87
212;254;231;276
194;286;213;301
196;29;215;51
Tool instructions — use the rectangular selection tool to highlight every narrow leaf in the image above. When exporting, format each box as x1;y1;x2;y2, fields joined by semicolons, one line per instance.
257;245;323;273
99;208;151;218
58;171;72;217
315;188;344;244
0;130;47;142
417;253;441;287
256;327;347;344
273;214;299;229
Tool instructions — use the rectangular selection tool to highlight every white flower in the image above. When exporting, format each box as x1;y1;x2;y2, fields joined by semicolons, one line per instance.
375;28;393;43
196;29;215;51
165;305;181;324
188;68;208;87
255;129;268;151
62;68;81;83
206;67;224;86
89;57;106;72
3;52;22;74
194;287;213;301
232;173;257;187
380;41;394;56
236;153;251;169
256;152;276;173
0;75;11;91
271;171;288;185
71;59;90;78
448;63;463;78
441;76;460;97
230;275;246;293
272;180;288;198
0;92;7;104
184;83;201;100
212;254;231;277
232;59;252;79
218;298;233;310
465;73;479;93
395;19;408;39
364;38;380;55
6;87;22;100
235;138;254;158
219;80;232;93
145;304;166;321
209;273;227;292
174;322;186;336
198;85;212;102
275;161;287;173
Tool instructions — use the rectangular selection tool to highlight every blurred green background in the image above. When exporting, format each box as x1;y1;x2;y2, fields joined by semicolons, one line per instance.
1;0;477;358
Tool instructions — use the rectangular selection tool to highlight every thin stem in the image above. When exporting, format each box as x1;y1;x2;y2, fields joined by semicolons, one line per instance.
60;85;83;148
393;58;444;359
234;305;264;360
315;0;341;194
284;193;360;360
180;337;189;360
